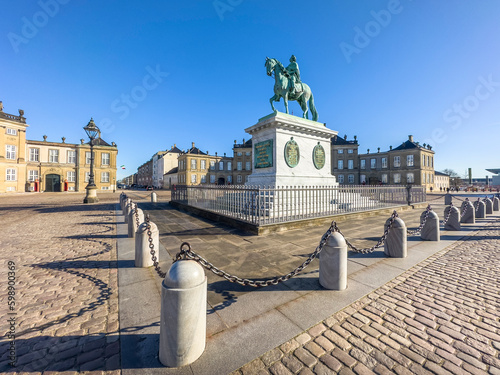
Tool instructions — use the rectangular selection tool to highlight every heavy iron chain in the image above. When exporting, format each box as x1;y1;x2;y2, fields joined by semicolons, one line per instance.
461;198;469;216
407;205;431;236
146;214;166;279
134;202;140;229
427;194;448;202
172;222;337;288
473;198;481;212
334;211;399;254
440;202;453;226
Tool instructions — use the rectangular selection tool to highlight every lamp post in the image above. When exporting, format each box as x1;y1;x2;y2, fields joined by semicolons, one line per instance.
113;177;116;193
83;118;100;204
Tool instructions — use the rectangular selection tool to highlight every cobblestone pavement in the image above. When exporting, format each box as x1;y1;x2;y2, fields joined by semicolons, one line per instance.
232;217;500;375
0;192;121;374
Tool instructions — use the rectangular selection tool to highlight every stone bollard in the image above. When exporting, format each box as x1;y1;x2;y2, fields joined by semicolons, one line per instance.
319;232;347;290
444;194;453;205
135;221;159;267
460;201;475;224
121;195;128;212
151;192;157;203
421;210;440;241
484;198;493;214
124;199;133;223
444;206;460;231
128;206;144;238
159;260;207;367
384;217;407;258
493;197;500;211
475;201;486;219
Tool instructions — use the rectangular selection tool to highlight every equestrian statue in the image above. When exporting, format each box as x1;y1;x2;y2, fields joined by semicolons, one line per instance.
265;55;319;122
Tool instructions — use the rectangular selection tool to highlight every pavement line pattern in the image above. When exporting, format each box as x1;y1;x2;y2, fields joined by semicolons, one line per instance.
231;218;500;375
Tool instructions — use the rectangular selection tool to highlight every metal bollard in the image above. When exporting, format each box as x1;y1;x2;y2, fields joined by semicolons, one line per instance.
476;201;486;219
159;260;207;367
128;206;144;238
135;221;159;267
484;198;493;214
460;201;475;224
444;194;453;205
384;217;407;258
421;210;440;241
319;232;347;290
493;197;500;211
151;192;157;203
444;206;460;231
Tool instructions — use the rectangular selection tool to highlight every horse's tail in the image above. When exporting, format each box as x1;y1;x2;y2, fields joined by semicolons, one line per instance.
309;92;319;122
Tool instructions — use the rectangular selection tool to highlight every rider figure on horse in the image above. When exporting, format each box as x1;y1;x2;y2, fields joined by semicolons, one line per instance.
286;55;301;96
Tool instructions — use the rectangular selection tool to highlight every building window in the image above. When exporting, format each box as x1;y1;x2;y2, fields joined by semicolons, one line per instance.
6;168;17;181
338;175;344;183
191;174;197;184
6;145;16;160
237;175;242;183
227;162;232;171
431;156;433;168
348;174;354;183
102;153;110;165
237;161;243;171
201;175;206;183
228;176;232;183
237;152;242;156
210;174;216;183
67;150;76;164
394;173;401;184
245;161;251;171
210;160;215;170
85;151;92;164
49;149;59;163
427;155;430;167
191;159;197;170
29;148;39;162
219;161;224;170
407;155;414;167
28;170;38;182
85;172;90;182
381;174;388;184
360;159;366;170
245;151;251;156
201;160;206;170
338;149;344;154
407;173;414;183
370;158;376;169
348;160;353;169
338;160;343;169
381;157;387;168
101;172;109;183
360;175;366;184
348;149;353;154
394;156;401;167
6;128;17;135
67;171;76;182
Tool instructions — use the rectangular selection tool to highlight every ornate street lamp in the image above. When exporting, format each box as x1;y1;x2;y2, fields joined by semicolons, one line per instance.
83;118;100;203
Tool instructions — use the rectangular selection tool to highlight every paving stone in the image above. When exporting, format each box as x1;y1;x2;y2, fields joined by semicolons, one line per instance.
269;361;293;375
294;347;317;368
319;354;342;372
261;349;284;367
281;355;303;373
331;348;356;368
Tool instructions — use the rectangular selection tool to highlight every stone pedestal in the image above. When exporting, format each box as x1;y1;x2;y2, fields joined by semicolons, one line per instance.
135;221;159;267
444;194;453;205
444;206;460;231
319;232;347;290
475;201;486;219
493;197;500;211
245;112;338;187
421;210;440;241
83;186;99;204
124;200;133;223
384;217;407;258
159;260;207;367
460;201;475;223
151;192;158;203
484;198;493;214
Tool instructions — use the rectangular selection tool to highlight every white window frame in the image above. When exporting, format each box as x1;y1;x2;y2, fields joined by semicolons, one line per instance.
348;160;353;170
6;168;17;181
49;149;59;163
210;160;215;170
338;160;343;170
85;151;92;164
227;162;232;171
6;128;17;135
191;159;197;170
29;148;39;162
370;158;376;169
381;157;387;168
237;152;242;156
381;174;388;184
200;160;206;170
28;170;39;182
219;161;224;170
348;149;353;154
360;159;366;170
407;155;414;167
407;173;414;183
245;151;251;156
102;153;110;166
338;174;345;183
394;156;401;167
348;174;355;183
237;175;242;183
338;149;344;154
101;172;109;183
360;175;366;184
6;145;16;160
67;171;76;182
67;150;76;164
237;161;243;171
201;175;206;183
191;174;197;183
245;161;251;171
394;173;401;184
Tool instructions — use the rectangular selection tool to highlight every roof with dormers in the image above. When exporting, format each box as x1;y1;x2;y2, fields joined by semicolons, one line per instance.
185;146;207;155
331;135;358;145
167;146;183;153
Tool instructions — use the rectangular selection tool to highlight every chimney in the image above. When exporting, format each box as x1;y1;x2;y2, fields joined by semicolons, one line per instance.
408;135;413;142
192;142;195;148
377;147;380;153
43;135;47;141
390;145;392;150
367;149;370;154
344;134;347;140
354;135;357;141
62;137;66;143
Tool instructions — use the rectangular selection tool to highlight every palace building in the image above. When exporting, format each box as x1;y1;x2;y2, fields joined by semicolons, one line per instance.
0;102;118;193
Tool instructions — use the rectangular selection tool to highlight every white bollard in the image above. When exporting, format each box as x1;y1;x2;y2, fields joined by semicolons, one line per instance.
444;206;461;231
493;197;500;211
319;232;347;290
159;260;207;367
444;194;453;205
124;200;133;223
475;201;486;219
484;198;493;214
151;192;157;203
384;217;407;258
135;221;159;267
460;201;475;224
128;206;144;238
421;210;440;241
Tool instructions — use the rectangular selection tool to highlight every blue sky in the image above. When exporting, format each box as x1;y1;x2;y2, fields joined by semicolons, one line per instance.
1;0;499;180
